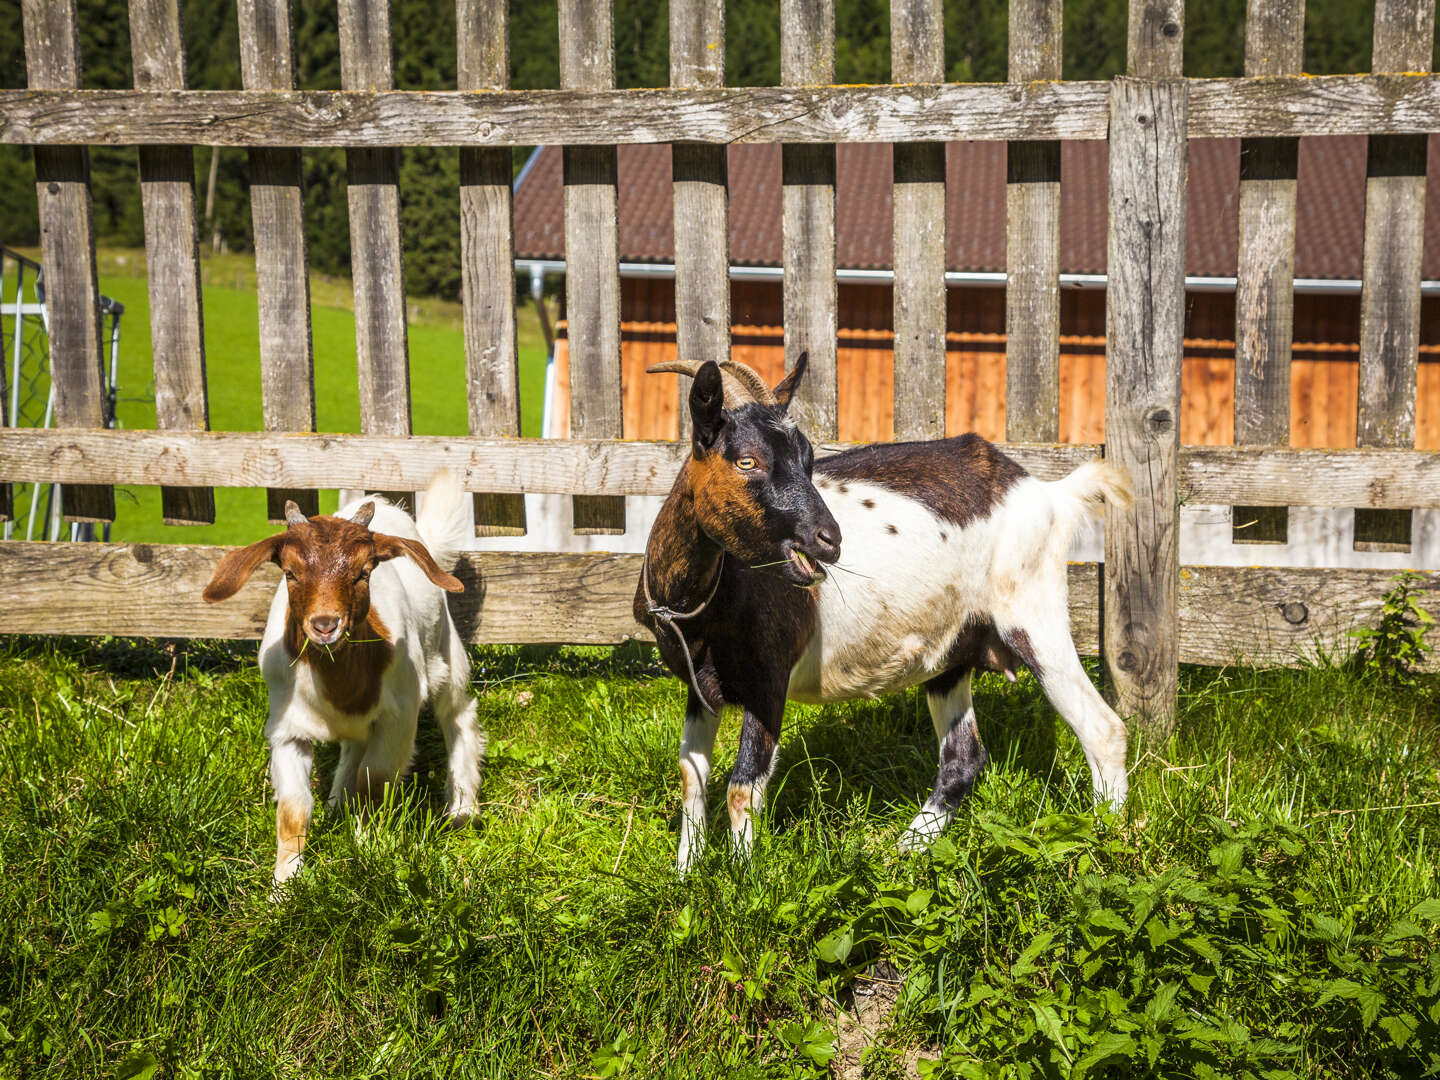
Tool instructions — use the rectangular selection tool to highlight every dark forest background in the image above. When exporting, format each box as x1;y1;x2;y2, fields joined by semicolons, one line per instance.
0;0;1427;300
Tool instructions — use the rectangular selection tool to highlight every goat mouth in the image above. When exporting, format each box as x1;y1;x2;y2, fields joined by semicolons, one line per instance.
786;545;827;586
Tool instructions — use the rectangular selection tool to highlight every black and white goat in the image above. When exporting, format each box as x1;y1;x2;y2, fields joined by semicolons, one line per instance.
635;357;1134;871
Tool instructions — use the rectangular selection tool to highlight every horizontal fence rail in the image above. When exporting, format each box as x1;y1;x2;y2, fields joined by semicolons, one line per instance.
0;542;1433;673
12;75;1440;146
3;431;1440;508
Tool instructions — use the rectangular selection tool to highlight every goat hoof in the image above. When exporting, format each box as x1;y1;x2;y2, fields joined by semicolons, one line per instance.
898;810;950;853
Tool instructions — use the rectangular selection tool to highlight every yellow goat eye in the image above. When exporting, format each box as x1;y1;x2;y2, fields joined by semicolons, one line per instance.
736;457;758;471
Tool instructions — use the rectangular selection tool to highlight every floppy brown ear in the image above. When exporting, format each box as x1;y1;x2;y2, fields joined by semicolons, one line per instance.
203;534;285;603
373;533;464;593
773;351;808;410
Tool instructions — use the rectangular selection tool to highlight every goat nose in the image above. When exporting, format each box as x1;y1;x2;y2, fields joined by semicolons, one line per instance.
814;523;841;557
309;615;340;638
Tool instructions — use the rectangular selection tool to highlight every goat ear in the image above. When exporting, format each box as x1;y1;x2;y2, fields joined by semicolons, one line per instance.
203;534;285;603
372;533;464;593
689;360;726;452
772;351;807;411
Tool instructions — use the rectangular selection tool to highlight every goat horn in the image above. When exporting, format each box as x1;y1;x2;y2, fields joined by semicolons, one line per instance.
646;359;772;408
351;501;376;529
284;500;308;527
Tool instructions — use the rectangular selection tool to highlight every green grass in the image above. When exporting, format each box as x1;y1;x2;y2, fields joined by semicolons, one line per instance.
0;640;1436;1078
3;248;549;546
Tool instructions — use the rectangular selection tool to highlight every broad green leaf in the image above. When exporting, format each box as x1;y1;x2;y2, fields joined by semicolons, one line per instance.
1074;1032;1137;1077
1012;930;1057;977
906;889;935;917
1410;899;1440;922
1144;982;1181;1024
1378;1014;1418;1049
1184;935;1221;963
1029;1002;1072;1062
1087;908;1129;935
815;926;853;965
116;1051;160;1080
1146;919;1181;950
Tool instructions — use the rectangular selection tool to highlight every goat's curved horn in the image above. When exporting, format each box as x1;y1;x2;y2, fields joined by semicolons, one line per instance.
717;360;777;406
284;500;308;527
351;501;376;529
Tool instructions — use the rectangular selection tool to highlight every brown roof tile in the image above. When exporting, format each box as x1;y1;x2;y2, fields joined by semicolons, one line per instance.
512;136;1440;280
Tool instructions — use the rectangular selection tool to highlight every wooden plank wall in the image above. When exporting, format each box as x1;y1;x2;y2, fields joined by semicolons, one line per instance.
458;0;527;536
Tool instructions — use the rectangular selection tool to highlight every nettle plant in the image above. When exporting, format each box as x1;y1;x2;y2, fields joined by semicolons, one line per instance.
1351;571;1435;690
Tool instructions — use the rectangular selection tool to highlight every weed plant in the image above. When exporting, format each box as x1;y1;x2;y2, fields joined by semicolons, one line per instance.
0;637;1436;1078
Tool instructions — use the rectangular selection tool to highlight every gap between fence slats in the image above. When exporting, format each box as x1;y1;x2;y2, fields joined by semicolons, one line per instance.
2;543;1433;673
1355;0;1435;552
22;0;114;523
457;0;526;536
129;0;214;526
891;0;946;442
561;0;625;533
1232;0;1304;546
1004;0;1063;443
238;0;318;521
1104;74;1188;729
671;0;729;445
781;0;838;440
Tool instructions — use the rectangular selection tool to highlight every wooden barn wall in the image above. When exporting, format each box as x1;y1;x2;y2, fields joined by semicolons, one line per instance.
549;279;1440;449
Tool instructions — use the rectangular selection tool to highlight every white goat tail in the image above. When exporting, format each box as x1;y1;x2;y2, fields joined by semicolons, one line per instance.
416;469;471;573
1054;459;1135;515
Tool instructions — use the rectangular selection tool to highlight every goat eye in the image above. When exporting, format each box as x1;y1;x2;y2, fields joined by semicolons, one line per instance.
283;570;296;582
736;456;758;471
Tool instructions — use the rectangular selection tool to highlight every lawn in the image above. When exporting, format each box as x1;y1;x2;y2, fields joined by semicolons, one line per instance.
3;248;550;547
0;636;1436;1079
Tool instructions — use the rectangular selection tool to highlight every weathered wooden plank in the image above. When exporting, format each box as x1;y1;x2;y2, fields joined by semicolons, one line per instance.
1004;0;1064;444
671;0;729;445
129;0;214;526
0;289;9;520
1355;0;1434;552
782;0;838;440
25;76;1440;145
1;543;1431;674
891;0;946;442
561;0;625;533
1104;76;1188;727
1233;0;1304;545
458;0;525;536
1128;0;1184;77
339;0;411;509
238;0;318;521
7;431;1436;508
23;0;114;523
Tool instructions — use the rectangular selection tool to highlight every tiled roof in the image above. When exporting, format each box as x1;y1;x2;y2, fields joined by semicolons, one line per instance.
512;136;1440;280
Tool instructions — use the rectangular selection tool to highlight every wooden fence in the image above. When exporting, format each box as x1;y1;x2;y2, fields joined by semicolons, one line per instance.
2;0;1439;726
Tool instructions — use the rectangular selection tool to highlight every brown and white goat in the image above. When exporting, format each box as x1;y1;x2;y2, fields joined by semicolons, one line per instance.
203;471;485;886
635;357;1134;871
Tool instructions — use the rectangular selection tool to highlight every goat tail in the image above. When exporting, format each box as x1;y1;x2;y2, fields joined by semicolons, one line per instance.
416;468;471;573
1053;459;1135;518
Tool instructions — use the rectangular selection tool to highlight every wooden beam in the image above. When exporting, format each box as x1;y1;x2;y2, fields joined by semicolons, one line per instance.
1232;0;1304;546
560;0;625;533
1104;72;1188;727
782;0;838;440
459;0;526;536
1;543;1432;674
129;0;214;526
670;0;730;445
23;0;114;523
1004;0;1063;443
890;0;946;442
238;0;318;521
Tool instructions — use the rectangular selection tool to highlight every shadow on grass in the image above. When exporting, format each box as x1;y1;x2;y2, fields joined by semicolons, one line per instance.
2;634;259;678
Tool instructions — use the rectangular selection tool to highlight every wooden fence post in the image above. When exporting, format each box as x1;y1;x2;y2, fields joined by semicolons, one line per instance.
22;0;115;524
671;0;729;444
1104;0;1187;727
238;0;318;522
129;0;214;526
891;0;946;442
1354;0;1434;552
781;0;838;441
1232;0;1304;547
560;0;626;534
459;0;526;536
1005;0;1063;444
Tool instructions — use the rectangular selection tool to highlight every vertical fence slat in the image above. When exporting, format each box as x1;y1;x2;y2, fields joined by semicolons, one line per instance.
891;0;946;442
1104;1;1187;727
781;0;838;440
129;0;213;526
1354;0;1434;551
1005;0;1063;443
1233;0;1303;546
339;0;413;509
671;0;729;445
560;0;625;533
0;284;9;520
458;0;526;536
23;0;114;523
238;0;317;521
